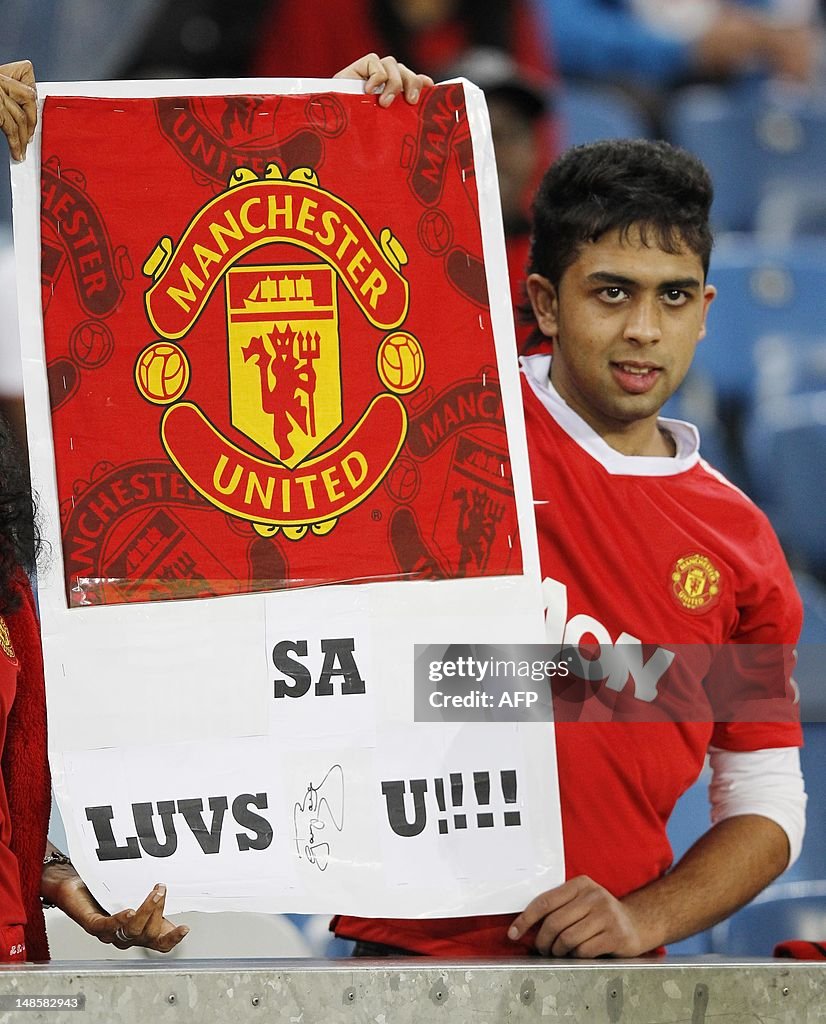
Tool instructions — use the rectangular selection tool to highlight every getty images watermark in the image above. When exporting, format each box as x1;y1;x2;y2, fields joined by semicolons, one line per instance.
413;642;813;724
415;646;565;721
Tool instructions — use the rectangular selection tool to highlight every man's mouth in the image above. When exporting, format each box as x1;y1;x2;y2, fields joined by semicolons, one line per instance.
611;361;663;394
615;361;661;374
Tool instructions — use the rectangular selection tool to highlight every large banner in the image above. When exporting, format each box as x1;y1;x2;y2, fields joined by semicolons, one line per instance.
13;77;563;916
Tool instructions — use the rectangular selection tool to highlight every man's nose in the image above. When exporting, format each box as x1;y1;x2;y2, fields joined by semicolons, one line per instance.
623;296;662;344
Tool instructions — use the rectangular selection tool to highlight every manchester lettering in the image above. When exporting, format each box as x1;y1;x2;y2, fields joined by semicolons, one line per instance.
407;379;504;458
408;83;465;207
145;179;408;338
40;159;123;316
64;462;204;575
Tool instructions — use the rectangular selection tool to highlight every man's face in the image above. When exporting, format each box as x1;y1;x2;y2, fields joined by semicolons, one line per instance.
527;225;716;455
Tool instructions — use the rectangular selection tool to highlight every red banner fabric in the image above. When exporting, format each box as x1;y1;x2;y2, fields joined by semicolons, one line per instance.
40;85;522;606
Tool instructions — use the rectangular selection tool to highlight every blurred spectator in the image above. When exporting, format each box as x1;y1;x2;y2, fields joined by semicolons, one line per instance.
118;0;271;79
251;0;554;83
540;0;823;132
446;49;556;352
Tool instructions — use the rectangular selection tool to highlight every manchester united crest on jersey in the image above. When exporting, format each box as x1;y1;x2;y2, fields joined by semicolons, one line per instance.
0;616;16;663
671;553;721;613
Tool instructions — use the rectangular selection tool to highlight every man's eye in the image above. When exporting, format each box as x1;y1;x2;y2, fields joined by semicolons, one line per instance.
663;289;688;305
601;287;626;302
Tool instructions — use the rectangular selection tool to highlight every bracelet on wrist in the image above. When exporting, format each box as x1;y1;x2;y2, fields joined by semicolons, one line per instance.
41;850;73;909
43;850;72;868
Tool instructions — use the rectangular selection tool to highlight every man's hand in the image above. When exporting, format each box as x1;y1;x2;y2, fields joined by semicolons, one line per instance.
76;883;190;953
510;815;792;958
0;60;37;160
41;847;189;954
334;53;434;107
508;876;647;958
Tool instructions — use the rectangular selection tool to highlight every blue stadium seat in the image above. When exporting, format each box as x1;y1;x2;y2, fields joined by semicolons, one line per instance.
684;237;826;489
752;331;826;405
710;880;826;957
742;390;826;572
793;574;826;725
668;82;826;233
756;178;826;242
668;720;826;954
558;83;650;149
699;237;826;407
46;909;314;960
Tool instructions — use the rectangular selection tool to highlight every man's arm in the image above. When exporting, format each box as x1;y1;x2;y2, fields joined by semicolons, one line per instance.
508;814;789;957
41;840;189;953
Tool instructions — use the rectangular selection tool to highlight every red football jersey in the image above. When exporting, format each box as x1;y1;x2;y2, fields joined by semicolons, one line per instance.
334;354;803;956
0;617;27;934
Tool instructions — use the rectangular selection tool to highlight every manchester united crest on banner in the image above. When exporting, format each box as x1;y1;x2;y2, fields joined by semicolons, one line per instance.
39;86;523;606
139;165;412;541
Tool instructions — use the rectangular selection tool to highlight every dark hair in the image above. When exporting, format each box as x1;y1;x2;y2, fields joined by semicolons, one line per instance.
528;139;714;288
0;415;40;613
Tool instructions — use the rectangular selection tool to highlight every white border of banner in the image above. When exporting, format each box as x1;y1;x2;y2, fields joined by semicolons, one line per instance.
11;77;563;917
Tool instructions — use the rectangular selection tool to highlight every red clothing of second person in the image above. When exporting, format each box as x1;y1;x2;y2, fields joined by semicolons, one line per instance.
251;0;555;83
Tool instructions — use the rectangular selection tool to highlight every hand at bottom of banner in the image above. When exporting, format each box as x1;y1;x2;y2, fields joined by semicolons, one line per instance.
45;872;189;954
507;876;646;958
103;884;190;953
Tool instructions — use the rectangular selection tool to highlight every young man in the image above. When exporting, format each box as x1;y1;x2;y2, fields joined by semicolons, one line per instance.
334;138;806;957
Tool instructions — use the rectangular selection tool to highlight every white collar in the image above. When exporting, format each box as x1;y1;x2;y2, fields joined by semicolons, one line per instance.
520;353;701;477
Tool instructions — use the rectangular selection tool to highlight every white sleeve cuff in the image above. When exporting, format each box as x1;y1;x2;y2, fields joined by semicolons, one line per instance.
708;745;807;868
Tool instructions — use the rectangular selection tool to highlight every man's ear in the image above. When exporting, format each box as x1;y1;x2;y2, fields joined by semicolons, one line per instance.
525;274;558;339
696;284;716;342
